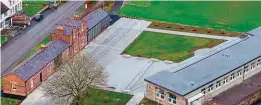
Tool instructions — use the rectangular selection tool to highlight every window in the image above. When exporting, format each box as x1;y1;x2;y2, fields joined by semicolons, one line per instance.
257;60;261;66
201;88;206;94
244;65;249;73
4;12;8;17
11;81;17;91
237;70;243;76
9;0;12;5
230;73;235;80
156;88;164;99
208;84;214;92
223;77;229;84
251;63;255;70
81;23;84;32
216;81;221;88
168;93;176;104
30;79;34;88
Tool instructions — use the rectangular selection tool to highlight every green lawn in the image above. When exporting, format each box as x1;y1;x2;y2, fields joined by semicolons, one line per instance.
1;36;8;44
130;1;150;6
139;98;161;105
120;1;261;32
1;97;20;105
73;88;133;105
23;0;48;17
124;31;222;62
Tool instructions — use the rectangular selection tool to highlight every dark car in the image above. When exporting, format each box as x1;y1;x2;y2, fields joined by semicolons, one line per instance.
34;14;44;21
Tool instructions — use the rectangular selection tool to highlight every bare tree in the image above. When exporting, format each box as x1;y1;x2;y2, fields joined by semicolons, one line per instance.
42;52;108;105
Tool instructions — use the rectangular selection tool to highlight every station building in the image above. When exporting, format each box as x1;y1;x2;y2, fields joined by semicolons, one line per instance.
2;8;111;96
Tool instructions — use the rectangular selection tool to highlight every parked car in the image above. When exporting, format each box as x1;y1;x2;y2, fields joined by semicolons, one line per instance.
34;14;44;21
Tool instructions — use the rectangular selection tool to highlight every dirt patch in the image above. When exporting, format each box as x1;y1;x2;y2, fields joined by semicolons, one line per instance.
148;21;243;37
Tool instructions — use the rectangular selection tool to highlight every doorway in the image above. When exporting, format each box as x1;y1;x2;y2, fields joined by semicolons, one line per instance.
40;72;43;82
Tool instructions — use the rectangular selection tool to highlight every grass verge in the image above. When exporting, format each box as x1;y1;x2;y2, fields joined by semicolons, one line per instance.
1;97;20;105
72;88;133;105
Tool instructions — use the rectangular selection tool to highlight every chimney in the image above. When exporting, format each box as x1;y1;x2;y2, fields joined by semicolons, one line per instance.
57;25;63;34
73;14;79;20
40;44;47;51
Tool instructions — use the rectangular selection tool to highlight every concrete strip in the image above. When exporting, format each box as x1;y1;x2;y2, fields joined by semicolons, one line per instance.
145;28;240;41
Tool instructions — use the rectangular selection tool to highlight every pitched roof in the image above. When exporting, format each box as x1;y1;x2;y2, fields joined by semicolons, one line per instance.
1;2;9;14
52;18;83;36
13;39;70;81
84;8;109;29
50;8;109;35
210;71;261;105
145;27;261;96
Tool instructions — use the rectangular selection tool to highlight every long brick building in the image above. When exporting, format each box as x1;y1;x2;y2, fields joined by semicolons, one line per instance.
145;27;261;105
2;8;111;96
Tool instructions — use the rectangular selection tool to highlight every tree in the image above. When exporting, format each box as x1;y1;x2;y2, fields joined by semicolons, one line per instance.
42;53;108;105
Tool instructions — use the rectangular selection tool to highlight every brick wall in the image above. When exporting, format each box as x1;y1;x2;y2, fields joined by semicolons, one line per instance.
25;60;55;95
146;82;187;105
3;74;27;96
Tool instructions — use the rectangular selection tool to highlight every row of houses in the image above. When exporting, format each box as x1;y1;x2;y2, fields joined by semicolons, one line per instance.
2;8;111;96
145;27;261;105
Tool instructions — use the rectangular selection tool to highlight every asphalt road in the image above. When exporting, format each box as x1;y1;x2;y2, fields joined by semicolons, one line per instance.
109;1;123;14
1;1;84;75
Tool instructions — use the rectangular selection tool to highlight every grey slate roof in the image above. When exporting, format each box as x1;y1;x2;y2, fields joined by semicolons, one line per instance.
1;2;9;14
52;18;82;36
84;8;109;29
145;27;261;96
13;39;70;81
50;8;109;35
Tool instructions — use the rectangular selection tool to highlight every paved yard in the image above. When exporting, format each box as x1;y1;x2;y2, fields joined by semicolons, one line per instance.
21;18;242;105
83;18;242;94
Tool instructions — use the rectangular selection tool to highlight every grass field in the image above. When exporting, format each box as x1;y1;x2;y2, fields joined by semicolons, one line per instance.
72;88;133;105
1;97;20;105
23;0;48;16
124;31;223;62
120;1;261;32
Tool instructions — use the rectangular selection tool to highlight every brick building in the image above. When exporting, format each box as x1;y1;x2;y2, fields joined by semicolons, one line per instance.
145;27;261;105
50;17;88;56
2;39;70;96
2;8;111;96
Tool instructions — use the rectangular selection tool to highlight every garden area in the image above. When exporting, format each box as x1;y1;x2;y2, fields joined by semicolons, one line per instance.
22;0;48;17
120;1;261;32
72;88;133;105
123;31;224;62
